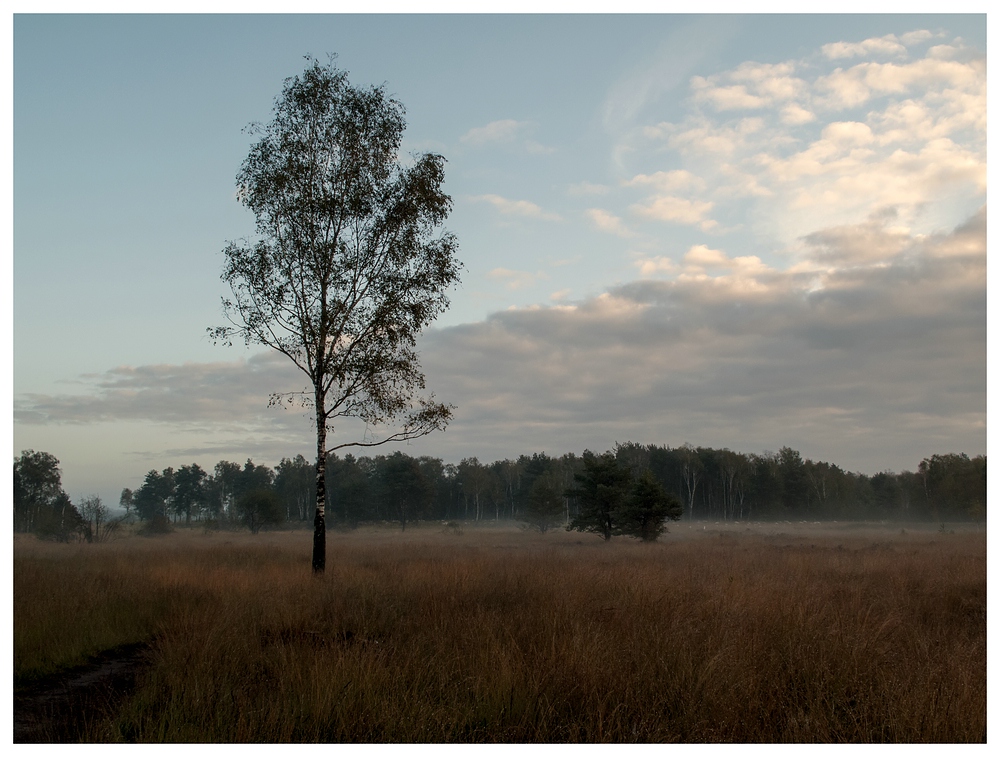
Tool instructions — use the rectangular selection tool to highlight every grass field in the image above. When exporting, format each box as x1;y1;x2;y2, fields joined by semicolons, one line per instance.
13;520;986;742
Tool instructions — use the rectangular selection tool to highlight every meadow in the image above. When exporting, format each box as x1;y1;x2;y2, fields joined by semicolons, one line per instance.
13;520;986;742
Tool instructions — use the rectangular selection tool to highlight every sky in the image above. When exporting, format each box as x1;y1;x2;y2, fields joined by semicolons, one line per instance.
9;12;988;508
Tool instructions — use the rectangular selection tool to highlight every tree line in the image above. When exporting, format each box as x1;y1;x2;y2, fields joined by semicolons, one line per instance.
13;444;986;542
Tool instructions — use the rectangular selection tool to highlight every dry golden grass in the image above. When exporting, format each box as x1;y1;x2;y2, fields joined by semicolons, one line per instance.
14;522;986;742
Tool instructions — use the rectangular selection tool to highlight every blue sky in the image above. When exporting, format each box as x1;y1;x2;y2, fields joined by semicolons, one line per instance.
11;13;987;507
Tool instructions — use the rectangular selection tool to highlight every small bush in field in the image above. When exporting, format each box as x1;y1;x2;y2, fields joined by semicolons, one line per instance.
237;490;284;534
138;514;173;537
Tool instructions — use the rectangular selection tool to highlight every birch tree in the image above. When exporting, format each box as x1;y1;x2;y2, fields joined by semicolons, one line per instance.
211;57;460;573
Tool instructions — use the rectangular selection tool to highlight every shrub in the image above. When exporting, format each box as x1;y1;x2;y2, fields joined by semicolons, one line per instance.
236;490;285;534
138;514;173;537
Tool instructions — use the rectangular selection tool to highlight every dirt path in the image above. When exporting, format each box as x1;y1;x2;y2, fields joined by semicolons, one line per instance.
14;642;152;743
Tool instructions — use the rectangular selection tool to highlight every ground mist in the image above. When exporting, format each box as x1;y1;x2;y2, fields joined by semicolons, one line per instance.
14;521;986;742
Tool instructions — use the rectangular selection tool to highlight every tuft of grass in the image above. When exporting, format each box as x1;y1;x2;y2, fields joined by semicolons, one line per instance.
14;524;986;742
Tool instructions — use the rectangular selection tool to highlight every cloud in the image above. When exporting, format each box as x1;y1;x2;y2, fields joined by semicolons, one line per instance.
460;119;526;146
821;34;909;60
488;267;547;290
754;135;985;241
682;244;729;268
22;207;983;476
815;55;984;111
821;121;874;146
15;29;985;486
625;169;705;193
14;353;309;430
601;16;738;134
568;181;611;196
471;194;562;221
585;208;634;238
630;195;717;231
459;119;554;155
900;30;935;46
638;244;772;282
635;37;984;250
658;116;768;156
635;255;676;277
780;104;816;125
525;140;556;155
690;62;808;111
800;207;914;265
415;208;984;472
692;82;768;111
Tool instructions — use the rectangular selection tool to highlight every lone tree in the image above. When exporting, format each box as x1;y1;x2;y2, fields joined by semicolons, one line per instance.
237;489;285;535
79;495;110;542
566;450;631;541
211;56;460;573
615;469;681;541
523;476;565;533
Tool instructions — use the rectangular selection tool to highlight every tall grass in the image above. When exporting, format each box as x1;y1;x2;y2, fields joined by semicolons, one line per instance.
14;524;986;742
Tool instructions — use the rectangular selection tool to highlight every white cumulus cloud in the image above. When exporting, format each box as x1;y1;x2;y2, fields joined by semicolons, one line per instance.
586;208;635;238
472;194;562;221
822;34;909;60
631;195;717;231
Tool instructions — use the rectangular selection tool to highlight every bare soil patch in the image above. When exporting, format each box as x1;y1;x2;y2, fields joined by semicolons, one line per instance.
14;641;152;743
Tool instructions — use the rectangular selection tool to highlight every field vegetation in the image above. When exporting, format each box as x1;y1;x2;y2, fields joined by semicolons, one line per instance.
14;521;986;742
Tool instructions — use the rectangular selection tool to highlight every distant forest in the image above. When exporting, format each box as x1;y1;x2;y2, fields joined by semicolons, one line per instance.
13;443;986;541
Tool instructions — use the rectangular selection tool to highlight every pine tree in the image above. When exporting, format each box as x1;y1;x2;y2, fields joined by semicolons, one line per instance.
615;469;682;541
566;451;630;540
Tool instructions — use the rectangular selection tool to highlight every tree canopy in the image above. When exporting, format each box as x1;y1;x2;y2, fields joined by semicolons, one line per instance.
13;450;83;541
212;56;460;572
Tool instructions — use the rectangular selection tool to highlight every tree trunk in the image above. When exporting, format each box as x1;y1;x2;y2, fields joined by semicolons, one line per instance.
313;406;327;574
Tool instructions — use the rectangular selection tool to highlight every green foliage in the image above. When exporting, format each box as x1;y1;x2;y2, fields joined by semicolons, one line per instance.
119;488;135;517
457;456;493;521
376;452;430;531
22;447;986;544
615;470;681;542
870;471;903;514
172;464;207;525
778;446;809;511
207;460;242;519
236;490;285;535
138;514;173;537
919;453;986;520
275;455;314;522
567;451;631;540
327;453;372;526
14;450;85;540
212;55;461;571
133;468;175;521
33;492;85;542
522;476;564;533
